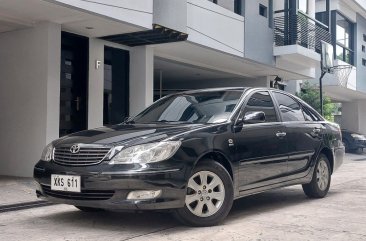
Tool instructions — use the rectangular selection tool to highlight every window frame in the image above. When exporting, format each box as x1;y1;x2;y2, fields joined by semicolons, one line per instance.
332;11;355;65
271;90;307;123
259;4;268;18
237;90;281;124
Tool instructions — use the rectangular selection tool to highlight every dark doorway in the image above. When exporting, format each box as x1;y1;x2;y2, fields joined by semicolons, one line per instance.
103;46;130;125
59;32;89;137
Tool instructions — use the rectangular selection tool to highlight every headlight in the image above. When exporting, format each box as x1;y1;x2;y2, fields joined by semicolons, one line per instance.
109;141;181;164
41;143;54;162
351;134;366;140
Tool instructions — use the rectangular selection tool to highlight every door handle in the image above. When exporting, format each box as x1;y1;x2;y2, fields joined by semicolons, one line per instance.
276;132;287;138
74;97;80;111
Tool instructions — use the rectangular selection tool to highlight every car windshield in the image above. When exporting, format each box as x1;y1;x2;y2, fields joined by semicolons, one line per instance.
131;90;244;124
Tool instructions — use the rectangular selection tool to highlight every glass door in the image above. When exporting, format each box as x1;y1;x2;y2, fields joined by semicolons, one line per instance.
59;32;88;137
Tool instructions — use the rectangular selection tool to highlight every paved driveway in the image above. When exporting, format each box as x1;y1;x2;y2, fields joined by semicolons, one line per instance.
1;153;366;241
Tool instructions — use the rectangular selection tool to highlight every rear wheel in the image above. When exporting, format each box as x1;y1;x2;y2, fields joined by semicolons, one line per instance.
74;206;104;212
302;154;331;198
174;160;233;227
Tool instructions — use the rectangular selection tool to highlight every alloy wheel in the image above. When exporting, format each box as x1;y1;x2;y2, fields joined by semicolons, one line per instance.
316;159;329;191
185;171;225;217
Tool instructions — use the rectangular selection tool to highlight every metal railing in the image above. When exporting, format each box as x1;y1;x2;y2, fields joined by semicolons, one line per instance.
274;11;331;53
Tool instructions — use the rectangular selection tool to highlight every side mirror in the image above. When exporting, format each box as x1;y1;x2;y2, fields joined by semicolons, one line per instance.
243;111;266;124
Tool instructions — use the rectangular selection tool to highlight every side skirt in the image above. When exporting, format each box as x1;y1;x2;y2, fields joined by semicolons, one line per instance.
235;174;312;200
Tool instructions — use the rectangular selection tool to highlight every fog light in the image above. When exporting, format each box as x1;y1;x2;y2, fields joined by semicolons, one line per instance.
127;190;162;200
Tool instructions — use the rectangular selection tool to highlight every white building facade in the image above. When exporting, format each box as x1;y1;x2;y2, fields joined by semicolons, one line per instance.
0;0;362;177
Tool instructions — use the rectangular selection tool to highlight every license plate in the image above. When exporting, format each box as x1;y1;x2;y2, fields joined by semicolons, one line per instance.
51;174;81;193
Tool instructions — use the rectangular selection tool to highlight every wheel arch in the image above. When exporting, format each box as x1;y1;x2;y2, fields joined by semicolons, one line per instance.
195;151;234;181
319;147;334;174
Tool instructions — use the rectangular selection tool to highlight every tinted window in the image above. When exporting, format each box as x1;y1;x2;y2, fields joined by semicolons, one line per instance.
273;92;305;122
302;105;321;121
243;91;278;122
133;90;243;124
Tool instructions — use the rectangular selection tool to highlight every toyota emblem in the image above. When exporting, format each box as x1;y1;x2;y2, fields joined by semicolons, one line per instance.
70;144;80;154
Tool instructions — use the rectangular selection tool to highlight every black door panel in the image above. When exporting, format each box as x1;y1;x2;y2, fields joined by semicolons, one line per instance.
235;91;288;189
236;123;288;189
59;32;88;137
272;91;323;179
286;122;323;177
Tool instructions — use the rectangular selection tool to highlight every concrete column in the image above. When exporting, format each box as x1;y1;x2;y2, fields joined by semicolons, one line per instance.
285;80;302;94
307;0;316;18
129;46;154;116
0;22;61;177
45;23;61;143
341;101;366;135
88;39;104;129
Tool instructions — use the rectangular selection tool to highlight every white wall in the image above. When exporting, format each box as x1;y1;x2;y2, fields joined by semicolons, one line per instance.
51;0;153;29
88;39;105;129
160;77;270;90
0;22;61;177
153;0;187;33
341;101;366;134
187;0;245;57
88;38;132;128
245;0;275;65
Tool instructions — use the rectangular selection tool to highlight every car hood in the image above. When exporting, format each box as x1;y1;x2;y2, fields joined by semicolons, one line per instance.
54;123;207;147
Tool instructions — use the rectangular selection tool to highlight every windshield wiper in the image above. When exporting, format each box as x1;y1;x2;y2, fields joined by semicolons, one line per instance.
155;120;191;124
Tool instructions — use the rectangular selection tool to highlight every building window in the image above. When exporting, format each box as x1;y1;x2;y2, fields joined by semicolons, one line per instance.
234;0;242;15
363;59;366;66
259;4;268;18
363;34;366;42
208;0;243;15
298;0;308;13
362;45;365;53
334;12;354;65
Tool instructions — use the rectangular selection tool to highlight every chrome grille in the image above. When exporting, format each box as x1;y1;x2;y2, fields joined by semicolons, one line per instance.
53;145;111;166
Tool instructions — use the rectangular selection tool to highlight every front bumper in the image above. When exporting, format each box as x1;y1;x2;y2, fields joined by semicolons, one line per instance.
34;160;189;210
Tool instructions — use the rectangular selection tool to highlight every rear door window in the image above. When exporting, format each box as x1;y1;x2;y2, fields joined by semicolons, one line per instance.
273;92;305;122
302;105;321;121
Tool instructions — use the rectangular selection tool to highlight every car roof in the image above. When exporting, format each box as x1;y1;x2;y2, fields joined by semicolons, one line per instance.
178;87;293;94
179;87;247;94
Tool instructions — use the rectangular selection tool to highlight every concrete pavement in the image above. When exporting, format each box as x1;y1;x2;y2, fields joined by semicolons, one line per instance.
1;153;366;241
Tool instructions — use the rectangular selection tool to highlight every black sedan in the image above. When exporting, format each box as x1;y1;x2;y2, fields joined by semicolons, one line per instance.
342;129;366;153
34;88;344;226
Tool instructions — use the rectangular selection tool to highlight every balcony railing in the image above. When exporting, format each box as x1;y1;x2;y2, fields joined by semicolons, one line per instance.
274;11;331;53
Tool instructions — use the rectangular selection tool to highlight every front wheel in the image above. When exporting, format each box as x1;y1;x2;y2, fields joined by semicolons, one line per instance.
174;160;234;227
302;154;331;198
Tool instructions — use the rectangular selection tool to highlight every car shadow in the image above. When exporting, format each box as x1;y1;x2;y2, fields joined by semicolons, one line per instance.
35;186;341;233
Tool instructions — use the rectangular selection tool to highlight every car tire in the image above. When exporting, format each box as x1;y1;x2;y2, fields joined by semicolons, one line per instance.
302;154;331;198
74;206;104;212
173;160;234;227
